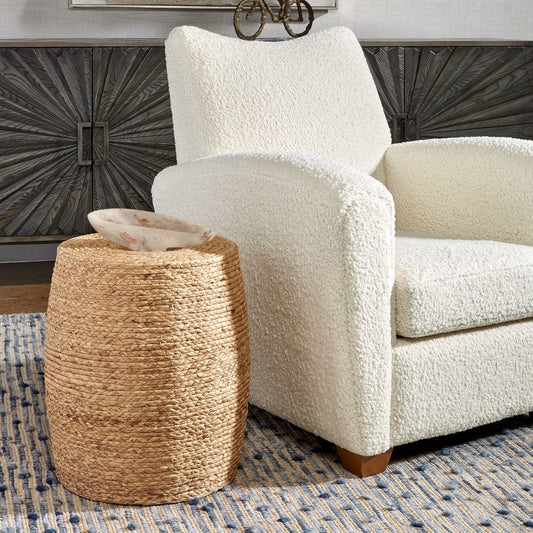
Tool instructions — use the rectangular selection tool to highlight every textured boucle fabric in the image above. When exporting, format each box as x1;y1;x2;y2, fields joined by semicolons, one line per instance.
164;26;391;176
395;233;533;338
385;137;533;246
392;319;533;447
153;151;395;456
155;26;533;458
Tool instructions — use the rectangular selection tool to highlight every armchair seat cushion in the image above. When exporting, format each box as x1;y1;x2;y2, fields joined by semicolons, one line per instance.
395;234;533;338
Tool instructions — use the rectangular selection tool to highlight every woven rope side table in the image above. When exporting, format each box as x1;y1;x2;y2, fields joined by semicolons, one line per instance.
44;234;250;505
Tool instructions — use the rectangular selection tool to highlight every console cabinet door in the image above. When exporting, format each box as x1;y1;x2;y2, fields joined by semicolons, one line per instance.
363;46;405;142
403;46;533;141
0;48;93;236
91;47;176;212
365;46;533;143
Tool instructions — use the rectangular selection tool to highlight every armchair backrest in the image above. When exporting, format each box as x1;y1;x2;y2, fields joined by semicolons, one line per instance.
165;26;391;176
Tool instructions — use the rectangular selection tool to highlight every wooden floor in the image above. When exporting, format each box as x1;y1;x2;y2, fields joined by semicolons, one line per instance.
0;262;54;315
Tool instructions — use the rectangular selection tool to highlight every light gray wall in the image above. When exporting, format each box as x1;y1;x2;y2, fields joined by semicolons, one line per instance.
1;0;532;41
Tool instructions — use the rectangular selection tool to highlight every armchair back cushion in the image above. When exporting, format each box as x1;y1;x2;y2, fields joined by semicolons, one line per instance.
165;26;391;176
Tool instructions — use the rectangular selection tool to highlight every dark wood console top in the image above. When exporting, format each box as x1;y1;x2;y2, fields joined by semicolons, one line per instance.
0;38;530;47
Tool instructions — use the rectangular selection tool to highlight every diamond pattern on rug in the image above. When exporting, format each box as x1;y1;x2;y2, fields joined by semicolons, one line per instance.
0;313;532;532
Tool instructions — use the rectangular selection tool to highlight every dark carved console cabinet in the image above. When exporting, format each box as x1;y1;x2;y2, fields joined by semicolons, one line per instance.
0;46;175;240
0;41;532;260
364;45;533;143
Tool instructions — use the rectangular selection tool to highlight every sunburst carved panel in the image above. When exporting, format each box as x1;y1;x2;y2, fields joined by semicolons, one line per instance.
365;45;533;143
0;48;93;236
364;46;405;125
404;46;533;140
91;47;176;212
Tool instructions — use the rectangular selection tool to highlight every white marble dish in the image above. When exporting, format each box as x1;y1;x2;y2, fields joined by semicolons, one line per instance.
87;208;215;252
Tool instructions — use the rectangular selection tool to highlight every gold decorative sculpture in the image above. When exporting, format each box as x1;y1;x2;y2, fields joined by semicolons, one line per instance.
234;0;314;40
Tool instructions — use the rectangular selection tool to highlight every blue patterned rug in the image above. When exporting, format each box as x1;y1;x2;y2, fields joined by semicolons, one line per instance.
0;313;532;532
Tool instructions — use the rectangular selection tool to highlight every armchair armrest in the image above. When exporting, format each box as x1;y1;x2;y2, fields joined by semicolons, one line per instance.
384;137;533;245
152;151;395;456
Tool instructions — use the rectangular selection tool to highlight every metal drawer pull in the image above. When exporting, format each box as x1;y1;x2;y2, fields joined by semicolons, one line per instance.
391;114;419;143
77;122;92;166
93;122;109;166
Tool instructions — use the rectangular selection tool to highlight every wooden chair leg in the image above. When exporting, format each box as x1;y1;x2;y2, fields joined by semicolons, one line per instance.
336;446;393;477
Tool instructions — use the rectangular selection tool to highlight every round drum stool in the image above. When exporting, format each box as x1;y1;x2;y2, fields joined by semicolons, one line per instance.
45;234;250;504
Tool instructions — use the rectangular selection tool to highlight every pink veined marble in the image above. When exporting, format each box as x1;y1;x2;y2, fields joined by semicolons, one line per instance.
87;208;215;252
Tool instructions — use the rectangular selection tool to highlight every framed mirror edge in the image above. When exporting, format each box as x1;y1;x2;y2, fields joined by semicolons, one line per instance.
69;0;338;9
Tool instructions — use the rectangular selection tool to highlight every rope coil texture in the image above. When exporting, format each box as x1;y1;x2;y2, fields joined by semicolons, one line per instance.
45;234;250;505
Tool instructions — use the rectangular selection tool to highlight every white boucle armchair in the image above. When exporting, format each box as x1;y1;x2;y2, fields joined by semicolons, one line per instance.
152;26;533;476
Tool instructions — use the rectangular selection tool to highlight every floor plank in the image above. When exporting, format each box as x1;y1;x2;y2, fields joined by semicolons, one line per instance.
0;262;54;314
